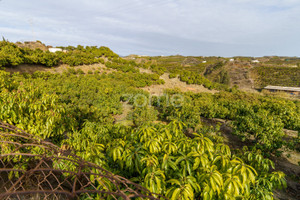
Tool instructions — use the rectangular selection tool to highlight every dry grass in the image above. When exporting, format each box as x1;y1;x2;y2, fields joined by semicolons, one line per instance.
141;72;218;96
4;63;115;74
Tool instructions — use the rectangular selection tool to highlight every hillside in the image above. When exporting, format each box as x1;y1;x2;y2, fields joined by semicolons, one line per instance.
15;40;49;51
125;55;300;90
2;40;299;90
0;41;300;199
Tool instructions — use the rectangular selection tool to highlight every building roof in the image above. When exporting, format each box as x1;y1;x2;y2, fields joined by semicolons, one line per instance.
49;47;62;50
48;48;62;53
264;85;300;92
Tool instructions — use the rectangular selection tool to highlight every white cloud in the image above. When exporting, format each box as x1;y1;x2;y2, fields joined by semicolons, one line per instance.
0;0;299;56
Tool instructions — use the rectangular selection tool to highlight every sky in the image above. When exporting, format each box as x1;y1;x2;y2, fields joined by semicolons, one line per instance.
0;0;300;56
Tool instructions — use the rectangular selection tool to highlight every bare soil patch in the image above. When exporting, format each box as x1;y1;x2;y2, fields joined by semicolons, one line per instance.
114;102;135;126
48;63;114;74
4;63;115;74
114;102;133;123
141;72;217;96
5;64;49;73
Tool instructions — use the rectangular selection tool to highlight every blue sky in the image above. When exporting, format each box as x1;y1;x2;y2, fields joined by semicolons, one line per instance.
0;0;299;56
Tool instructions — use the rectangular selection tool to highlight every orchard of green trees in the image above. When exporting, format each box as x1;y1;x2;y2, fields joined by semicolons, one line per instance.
132;55;300;88
1;42;299;199
0;40;118;67
1;68;297;199
253;66;300;87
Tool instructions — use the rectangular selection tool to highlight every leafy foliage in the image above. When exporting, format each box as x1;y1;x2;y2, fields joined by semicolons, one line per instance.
158;90;300;152
253;66;300;87
0;40;118;68
0;45;295;199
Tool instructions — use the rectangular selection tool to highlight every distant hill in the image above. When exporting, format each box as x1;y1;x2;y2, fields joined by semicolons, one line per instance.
15;40;49;51
125;55;300;89
1;40;299;89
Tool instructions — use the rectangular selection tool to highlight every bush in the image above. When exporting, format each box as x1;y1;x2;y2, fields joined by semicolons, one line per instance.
129;106;158;126
0;40;119;68
76;69;85;74
169;73;177;79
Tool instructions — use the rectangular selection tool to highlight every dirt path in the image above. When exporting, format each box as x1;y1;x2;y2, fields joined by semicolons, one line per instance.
223;63;258;92
140;69;217;96
114;102;133;125
4;63;115;74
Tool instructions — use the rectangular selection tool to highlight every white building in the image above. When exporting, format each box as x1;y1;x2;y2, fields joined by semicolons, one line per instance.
202;61;207;63
251;60;260;63
229;58;234;62
48;48;62;53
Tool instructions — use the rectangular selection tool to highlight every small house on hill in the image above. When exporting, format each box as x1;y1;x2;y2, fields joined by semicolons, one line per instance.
48;48;62;53
264;86;300;96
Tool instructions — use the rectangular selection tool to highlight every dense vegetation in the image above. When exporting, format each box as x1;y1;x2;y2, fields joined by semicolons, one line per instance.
159;90;300;153
264;56;300;66
178;70;229;90
128;55;300;88
0;40;118;67
1;43;300;199
1;70;296;199
141;56;223;74
253;66;300;87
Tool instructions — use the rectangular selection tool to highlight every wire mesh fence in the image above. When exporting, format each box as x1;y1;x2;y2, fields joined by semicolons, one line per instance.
0;122;164;200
